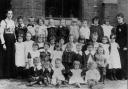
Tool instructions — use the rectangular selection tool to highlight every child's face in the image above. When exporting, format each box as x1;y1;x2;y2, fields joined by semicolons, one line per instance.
18;37;23;43
60;20;65;26
39;19;44;25
102;37;108;44
105;21;110;25
111;37;115;42
50;39;55;45
44;62;50;69
74;63;80;69
69;36;74;42
94;19;99;25
87;45;94;52
117;16;124;24
82;21;87;27
49;19;54;26
98;47;104;54
45;55;50;61
76;45;81;52
44;44;49;51
59;39;65;44
55;60;61;68
72;22;77;26
92;36;98;42
18;18;24;25
33;45;38;51
29;18;35;25
38;37;43;43
26;33;32;41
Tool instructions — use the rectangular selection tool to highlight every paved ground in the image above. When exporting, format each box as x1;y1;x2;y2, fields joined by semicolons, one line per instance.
0;79;127;89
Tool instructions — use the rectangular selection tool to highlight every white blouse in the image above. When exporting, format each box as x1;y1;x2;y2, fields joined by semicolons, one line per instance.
102;24;113;38
79;26;90;39
0;19;15;44
35;25;48;37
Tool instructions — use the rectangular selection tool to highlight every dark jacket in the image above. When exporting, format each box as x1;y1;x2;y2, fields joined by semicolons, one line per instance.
62;51;76;63
57;26;69;42
47;26;57;42
90;25;104;42
116;23;127;49
15;25;28;41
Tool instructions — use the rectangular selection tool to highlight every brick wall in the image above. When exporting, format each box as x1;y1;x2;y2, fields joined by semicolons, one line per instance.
11;0;45;19
11;0;128;24
82;0;103;25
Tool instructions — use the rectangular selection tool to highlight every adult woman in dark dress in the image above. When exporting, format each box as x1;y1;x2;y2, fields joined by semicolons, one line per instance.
0;10;16;78
116;13;127;79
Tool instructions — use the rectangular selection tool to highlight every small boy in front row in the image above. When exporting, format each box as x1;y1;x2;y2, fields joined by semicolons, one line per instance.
62;43;76;81
39;61;54;86
84;43;96;68
27;57;42;86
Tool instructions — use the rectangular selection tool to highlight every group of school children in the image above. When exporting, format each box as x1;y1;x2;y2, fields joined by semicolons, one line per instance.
0;10;127;89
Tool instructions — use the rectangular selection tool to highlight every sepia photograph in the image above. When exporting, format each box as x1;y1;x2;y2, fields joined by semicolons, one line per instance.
0;0;127;89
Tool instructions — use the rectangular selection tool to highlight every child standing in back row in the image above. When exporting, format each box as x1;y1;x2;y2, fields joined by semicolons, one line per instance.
79;20;90;41
24;32;34;66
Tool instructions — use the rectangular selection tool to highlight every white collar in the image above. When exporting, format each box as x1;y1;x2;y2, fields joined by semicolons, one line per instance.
48;25;56;28
34;64;42;70
75;51;82;55
85;50;95;55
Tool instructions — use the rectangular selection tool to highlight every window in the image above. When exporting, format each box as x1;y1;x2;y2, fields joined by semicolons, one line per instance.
45;0;81;18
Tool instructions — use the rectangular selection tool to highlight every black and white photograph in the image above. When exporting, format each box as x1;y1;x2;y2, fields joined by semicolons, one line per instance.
0;0;127;89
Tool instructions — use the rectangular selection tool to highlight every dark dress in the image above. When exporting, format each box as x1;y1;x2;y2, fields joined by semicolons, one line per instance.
57;26;69;42
116;23;128;79
74;52;85;68
2;20;16;78
62;51;76;70
15;25;28;41
83;52;95;69
39;68;54;84
47;26;57;42
27;67;42;82
90;25;104;42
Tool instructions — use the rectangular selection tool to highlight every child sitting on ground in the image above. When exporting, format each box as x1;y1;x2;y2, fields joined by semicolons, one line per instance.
69;61;85;88
27;57;42;86
51;58;65;87
85;62;100;89
39;61;53;86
